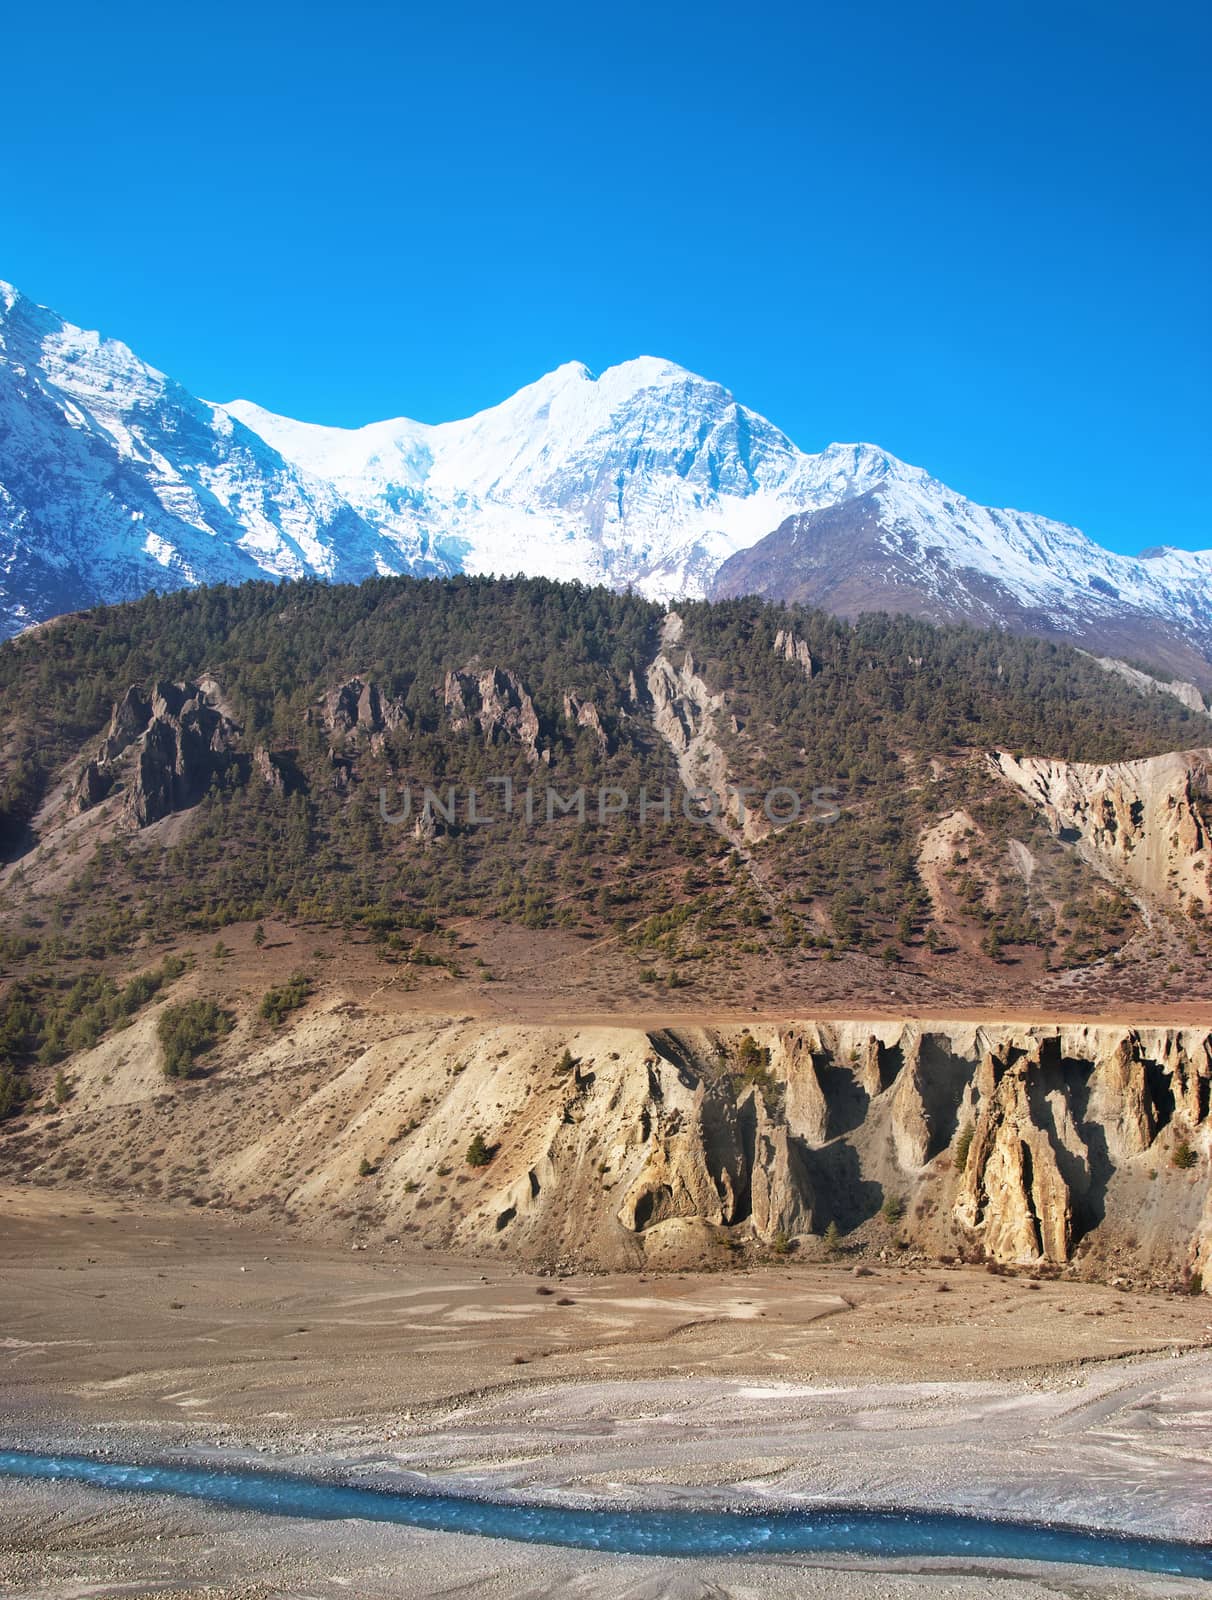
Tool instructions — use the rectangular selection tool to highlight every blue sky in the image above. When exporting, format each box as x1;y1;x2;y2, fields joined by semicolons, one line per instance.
3;0;1208;553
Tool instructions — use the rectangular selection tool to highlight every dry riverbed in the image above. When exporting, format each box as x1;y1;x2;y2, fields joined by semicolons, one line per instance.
1;1184;1210;1598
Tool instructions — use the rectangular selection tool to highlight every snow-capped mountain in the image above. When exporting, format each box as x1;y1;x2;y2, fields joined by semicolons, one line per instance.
225;360;903;600
0;281;408;637
711;479;1212;686
2;277;1211;683
225;363;1212;683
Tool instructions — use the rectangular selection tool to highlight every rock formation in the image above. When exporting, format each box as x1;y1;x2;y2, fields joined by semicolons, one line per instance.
443;666;546;763
321;677;409;741
252;746;288;793
73;678;244;828
562;691;610;754
70;758;112;814
646;613;767;840
953;1046;1076;1263
1090;655;1209;718
10;1012;1209;1285
774;627;815;678
990;746;1212;914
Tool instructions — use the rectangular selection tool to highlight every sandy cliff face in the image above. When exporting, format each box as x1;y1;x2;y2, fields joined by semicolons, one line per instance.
990;747;1212;915
7;999;1207;1289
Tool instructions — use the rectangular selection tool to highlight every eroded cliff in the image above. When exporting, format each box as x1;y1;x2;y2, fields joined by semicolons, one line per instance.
990;746;1212;916
6;995;1207;1291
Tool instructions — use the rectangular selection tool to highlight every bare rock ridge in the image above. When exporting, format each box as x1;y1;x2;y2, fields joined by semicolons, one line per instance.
17;1009;1209;1289
990;747;1212;915
646;611;759;842
73;680;245;827
1090;655;1210;718
443;665;547;764
774;626;815;678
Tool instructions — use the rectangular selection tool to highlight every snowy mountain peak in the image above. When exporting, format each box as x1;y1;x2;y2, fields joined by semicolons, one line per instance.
222;399;435;495
819;441;924;480
593;354;699;391
213;354;1212;640
2;278;1211;682
0;282;408;639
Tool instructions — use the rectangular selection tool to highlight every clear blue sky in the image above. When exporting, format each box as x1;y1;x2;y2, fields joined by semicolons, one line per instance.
3;0;1209;553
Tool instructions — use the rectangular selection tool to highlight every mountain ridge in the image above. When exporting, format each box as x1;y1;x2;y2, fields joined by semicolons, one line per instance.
2;278;1210;680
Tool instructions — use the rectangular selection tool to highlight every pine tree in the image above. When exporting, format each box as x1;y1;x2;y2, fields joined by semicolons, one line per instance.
466;1133;492;1167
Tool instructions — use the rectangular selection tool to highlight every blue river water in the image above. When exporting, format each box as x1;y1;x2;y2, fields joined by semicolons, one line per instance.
2;1450;1210;1577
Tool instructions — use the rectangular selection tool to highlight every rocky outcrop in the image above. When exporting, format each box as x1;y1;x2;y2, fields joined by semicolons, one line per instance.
473;1022;1206;1269
748;1098;816;1239
72;679;244;828
780;1030;832;1143
946;1027;1212;1270
990;746;1212;914
128;687;240;826
70;758;112;814
458;1031;817;1256
646;613;766;841
1090;656;1210;718
562;691;610;754
252;746;288;793
16;1013;1210;1284
321;677;408;741
612;1064;815;1246
774;627;815;678
100;685;152;762
954;1046;1076;1263
443;666;546;763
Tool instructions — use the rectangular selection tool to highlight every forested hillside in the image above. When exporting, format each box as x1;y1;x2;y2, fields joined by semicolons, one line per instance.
1;575;1210;1120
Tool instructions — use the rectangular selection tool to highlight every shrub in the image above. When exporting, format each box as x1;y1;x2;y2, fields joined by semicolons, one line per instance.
881;1193;906;1225
955;1124;974;1172
1173;1140;1199;1170
259;973;313;1026
466;1133;493;1167
728;1035;784;1110
0;1066;27;1121
157;1000;233;1078
358;1155;376;1177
